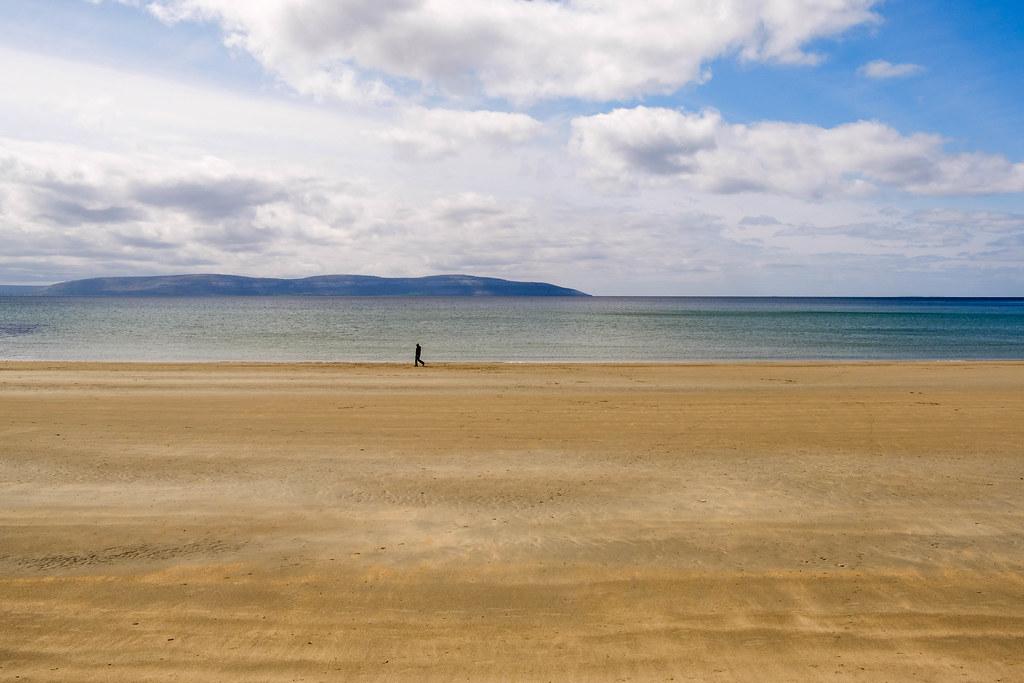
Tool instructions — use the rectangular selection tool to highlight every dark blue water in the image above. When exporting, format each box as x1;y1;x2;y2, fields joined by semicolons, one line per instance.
0;297;1021;361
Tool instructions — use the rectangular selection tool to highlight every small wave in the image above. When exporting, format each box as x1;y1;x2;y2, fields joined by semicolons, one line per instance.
0;323;44;337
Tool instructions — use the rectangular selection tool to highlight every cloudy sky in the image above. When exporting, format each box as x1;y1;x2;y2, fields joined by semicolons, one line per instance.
1;1;1022;294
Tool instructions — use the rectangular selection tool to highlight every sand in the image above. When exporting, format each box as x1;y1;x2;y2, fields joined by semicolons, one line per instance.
1;361;1022;681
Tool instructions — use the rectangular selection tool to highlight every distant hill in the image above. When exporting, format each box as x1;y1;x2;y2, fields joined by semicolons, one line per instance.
26;274;590;297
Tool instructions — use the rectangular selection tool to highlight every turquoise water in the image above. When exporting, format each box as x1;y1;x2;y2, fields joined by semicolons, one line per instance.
0;297;1022;361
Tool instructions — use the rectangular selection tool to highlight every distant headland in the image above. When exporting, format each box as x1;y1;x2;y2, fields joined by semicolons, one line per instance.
0;274;590;297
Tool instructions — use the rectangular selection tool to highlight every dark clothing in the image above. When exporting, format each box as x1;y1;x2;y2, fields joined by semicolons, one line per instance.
415;344;425;366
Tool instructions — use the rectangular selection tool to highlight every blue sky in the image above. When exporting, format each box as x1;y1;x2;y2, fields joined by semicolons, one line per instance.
692;3;1023;152
0;1;1022;294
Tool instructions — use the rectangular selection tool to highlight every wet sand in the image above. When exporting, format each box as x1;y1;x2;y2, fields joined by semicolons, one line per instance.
1;362;1023;681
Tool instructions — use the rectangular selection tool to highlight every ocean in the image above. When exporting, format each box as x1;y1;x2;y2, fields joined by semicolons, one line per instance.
1;296;1022;362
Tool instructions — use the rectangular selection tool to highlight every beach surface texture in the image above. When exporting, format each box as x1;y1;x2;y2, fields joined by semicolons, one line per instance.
1;362;1022;681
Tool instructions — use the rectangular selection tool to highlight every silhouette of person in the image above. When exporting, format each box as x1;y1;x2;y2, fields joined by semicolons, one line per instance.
415;343;425;367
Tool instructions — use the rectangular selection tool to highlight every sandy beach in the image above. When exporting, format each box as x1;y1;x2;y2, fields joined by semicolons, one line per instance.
1;361;1022;681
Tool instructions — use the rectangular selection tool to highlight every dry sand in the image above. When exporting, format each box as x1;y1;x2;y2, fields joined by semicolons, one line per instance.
1;362;1022;681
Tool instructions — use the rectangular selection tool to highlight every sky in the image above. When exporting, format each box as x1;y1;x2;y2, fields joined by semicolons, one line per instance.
0;1;1022;295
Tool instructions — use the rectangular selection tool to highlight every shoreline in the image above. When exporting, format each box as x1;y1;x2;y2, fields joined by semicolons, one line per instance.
4;358;1024;367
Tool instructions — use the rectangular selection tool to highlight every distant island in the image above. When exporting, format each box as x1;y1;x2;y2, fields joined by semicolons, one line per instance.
1;274;590;297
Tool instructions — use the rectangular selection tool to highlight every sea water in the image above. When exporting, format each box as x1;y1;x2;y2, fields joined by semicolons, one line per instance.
0;297;1022;362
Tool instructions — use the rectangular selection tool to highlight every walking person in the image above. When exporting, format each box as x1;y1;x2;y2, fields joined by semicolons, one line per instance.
415;343;425;367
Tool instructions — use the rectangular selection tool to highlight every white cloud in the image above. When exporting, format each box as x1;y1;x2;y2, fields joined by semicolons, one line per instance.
570;107;1024;198
858;59;925;79
5;15;1024;295
731;207;1024;253
0;136;588;284
382;108;543;161
3;135;1022;294
138;0;881;103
